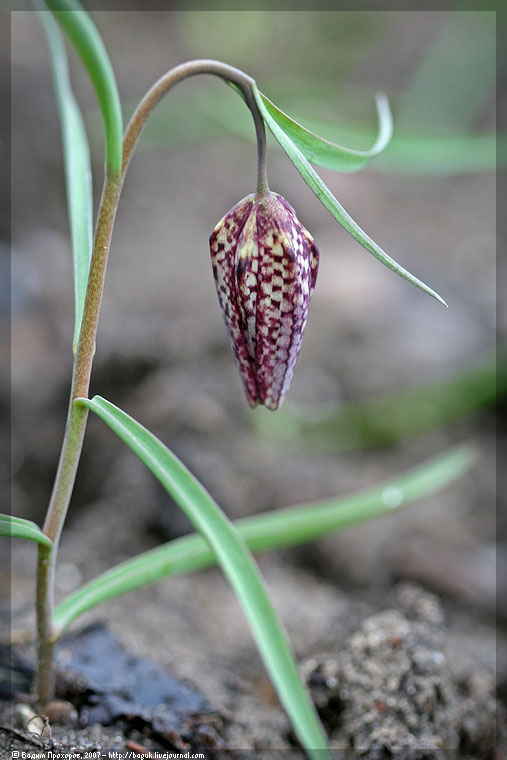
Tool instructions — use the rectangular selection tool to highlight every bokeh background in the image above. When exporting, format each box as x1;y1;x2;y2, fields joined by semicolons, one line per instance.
8;9;500;753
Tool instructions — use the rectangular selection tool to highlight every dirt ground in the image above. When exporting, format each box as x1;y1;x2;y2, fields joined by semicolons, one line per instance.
5;10;501;759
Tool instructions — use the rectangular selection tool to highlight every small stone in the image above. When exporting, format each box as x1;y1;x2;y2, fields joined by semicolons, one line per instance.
43;699;78;726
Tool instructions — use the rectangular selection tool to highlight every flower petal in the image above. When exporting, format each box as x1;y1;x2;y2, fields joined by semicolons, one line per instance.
254;195;318;410
210;195;259;406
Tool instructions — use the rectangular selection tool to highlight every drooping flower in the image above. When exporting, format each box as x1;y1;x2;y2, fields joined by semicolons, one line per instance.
210;191;319;411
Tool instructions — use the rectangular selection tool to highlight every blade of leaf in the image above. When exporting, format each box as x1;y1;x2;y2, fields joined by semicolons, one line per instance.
0;515;53;548
44;0;123;178
258;91;393;172
253;351;502;453
251;84;447;306
376;130;499;175
126;80;501;175
255;103;499;176
38;8;93;353
103;88;500;175
52;442;476;636
76;395;331;760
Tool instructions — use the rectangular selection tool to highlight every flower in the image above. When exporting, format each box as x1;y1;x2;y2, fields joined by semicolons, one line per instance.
210;191;319;410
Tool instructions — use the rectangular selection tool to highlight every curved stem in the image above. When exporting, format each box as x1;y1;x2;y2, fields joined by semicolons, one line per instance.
35;59;269;704
122;59;269;194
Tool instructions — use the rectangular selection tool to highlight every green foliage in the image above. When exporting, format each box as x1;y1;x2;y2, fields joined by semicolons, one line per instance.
44;0;123;177
258;91;393;172
253;352;502;453
377;130;500;175
76;396;331;760
39;9;93;353
0;515;52;548
54;442;477;634
87;86;500;175
252;84;446;306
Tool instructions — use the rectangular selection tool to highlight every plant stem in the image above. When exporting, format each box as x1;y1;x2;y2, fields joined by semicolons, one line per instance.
35;59;269;705
35;543;53;704
121;59;269;194
35;176;121;704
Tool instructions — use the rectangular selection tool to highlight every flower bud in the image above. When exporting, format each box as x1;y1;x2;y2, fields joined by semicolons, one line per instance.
210;192;319;410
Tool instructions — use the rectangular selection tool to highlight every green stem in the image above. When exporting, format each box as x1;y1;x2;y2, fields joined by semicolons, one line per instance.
35;543;54;705
35;175;120;704
35;60;269;704
121;59;269;193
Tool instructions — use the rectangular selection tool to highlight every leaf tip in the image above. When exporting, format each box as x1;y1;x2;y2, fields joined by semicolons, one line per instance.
425;285;448;308
374;92;389;108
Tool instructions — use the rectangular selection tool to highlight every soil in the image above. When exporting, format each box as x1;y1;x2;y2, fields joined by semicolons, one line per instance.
6;9;501;760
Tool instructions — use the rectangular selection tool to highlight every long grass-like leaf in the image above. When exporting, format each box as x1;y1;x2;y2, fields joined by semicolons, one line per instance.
251;85;446;306
259;107;500;176
45;0;123;177
53;442;476;635
0;515;53;548
253;351;502;453
76;395;331;760
258;91;393;172
100;87;500;175
378;131;500;175
39;9;93;353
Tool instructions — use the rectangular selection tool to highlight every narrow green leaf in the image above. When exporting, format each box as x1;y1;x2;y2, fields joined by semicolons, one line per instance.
94;88;500;175
0;515;53;548
53;442;476;636
44;0;123;177
396;12;496;132
258;92;393;172
253;351;503;453
251;85;447;306
39;8;93;353
256;103;500;176
76;395;331;760
376;130;499;176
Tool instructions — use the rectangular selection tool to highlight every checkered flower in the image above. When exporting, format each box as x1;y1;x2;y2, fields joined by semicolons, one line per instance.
210;192;319;410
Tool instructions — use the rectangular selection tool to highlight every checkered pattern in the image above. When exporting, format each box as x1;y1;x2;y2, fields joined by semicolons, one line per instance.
210;192;319;410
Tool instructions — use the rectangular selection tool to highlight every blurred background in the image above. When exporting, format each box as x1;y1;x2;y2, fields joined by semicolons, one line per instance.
8;8;501;752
